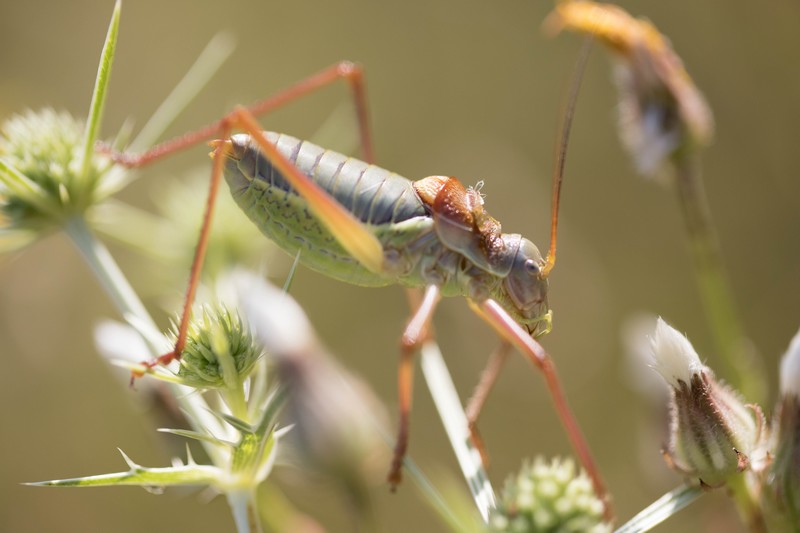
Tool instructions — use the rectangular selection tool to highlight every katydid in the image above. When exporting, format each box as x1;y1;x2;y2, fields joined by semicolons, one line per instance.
106;53;608;510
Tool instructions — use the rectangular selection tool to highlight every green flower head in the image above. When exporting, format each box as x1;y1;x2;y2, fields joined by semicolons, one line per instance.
175;305;262;390
0;108;124;249
489;457;610;533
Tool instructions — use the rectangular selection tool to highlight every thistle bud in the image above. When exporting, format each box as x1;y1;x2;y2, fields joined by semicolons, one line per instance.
489;457;610;532
764;328;800;522
175;305;262;390
0;109;119;245
648;318;763;487
545;1;713;177
229;270;387;498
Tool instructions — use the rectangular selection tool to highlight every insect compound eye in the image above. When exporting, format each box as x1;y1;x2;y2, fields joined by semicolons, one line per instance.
524;259;540;275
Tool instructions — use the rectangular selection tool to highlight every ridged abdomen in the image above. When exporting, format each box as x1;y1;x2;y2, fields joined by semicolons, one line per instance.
223;132;433;286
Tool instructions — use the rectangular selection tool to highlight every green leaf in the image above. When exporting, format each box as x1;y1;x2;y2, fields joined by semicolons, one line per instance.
0;157;60;219
80;0;121;181
220;413;254;434
254;385;287;438
615;483;704;533
27;449;222;489
158;428;236;448
129;32;236;151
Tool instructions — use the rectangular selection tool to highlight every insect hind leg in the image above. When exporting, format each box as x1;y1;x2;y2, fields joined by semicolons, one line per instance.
103;61;375;168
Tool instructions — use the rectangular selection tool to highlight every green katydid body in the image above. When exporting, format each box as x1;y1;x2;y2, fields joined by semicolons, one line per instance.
222;132;551;336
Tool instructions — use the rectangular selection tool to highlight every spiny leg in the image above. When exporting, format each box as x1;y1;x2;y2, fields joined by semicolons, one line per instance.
105;61;374;167
464;340;512;466
128;120;233;382
469;298;612;520
389;284;441;490
115;64;379;378
136;104;384;379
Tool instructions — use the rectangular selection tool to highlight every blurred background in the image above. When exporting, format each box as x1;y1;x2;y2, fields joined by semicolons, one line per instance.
1;0;799;531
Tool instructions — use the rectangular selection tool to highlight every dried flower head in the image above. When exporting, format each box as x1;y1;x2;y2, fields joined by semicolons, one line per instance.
763;328;800;524
648;318;763;487
489;457;610;533
546;1;713;177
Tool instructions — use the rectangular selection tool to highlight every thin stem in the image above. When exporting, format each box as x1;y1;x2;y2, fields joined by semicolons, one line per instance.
727;475;767;533
129;33;235;152
247;491;264;533
223;385;249;422
614;482;703;533
673;154;766;404
63;215;227;464
64;216;159;344
420;340;497;522
226;488;261;533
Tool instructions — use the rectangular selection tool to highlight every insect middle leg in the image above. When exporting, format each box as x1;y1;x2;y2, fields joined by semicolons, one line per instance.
389;284;442;489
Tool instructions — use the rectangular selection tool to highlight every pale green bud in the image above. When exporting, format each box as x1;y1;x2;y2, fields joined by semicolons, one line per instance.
489;457;610;533
0;109;114;232
175;305;262;389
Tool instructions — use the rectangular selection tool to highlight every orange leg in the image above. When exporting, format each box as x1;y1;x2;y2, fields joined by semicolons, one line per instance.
106;61;374;167
388;284;441;490
470;298;612;520
113;63;378;380
130;104;383;381
464;340;512;466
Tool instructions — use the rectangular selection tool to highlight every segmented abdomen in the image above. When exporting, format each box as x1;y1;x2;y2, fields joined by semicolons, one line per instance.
233;132;426;225
222;132;433;287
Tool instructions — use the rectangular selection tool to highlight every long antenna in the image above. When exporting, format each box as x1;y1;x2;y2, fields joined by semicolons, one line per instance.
542;36;593;278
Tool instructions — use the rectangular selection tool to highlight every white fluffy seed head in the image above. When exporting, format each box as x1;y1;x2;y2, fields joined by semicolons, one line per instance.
648;317;707;388
780;327;800;398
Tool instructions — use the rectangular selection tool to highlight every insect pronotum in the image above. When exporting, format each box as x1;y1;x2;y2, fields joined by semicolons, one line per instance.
107;48;609;511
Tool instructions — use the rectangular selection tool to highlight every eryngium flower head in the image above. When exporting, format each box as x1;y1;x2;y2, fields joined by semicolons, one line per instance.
230;270;387;497
0;109;120;244
489;457;610;533
545;1;713;177
649;318;763;487
174;305;262;389
764;328;800;523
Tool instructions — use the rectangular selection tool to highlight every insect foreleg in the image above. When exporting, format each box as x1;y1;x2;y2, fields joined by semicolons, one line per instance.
469;298;611;519
388;284;442;490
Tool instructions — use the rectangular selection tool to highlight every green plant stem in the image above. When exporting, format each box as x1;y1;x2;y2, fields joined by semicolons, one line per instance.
614;482;703;533
223;386;249;421
64;215;159;343
129;32;235;152
728;475;767;533
63;215;227;465
226;488;262;533
420;340;496;522
673;154;766;404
